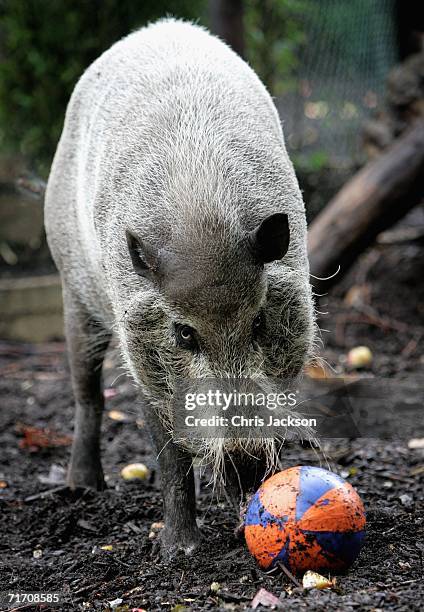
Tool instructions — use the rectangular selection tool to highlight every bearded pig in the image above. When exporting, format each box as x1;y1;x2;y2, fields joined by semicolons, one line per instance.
45;19;315;554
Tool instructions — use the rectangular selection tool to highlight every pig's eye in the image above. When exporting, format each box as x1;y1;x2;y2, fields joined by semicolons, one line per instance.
174;323;199;351
252;312;265;337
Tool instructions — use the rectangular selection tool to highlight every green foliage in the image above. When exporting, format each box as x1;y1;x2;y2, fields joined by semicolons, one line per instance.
293;150;329;173
245;0;307;95
0;0;205;174
0;0;395;174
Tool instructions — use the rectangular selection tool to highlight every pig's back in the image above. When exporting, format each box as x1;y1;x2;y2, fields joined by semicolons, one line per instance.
45;19;301;323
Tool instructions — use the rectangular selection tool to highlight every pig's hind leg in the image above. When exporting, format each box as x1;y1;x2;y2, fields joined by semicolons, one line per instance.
63;287;111;490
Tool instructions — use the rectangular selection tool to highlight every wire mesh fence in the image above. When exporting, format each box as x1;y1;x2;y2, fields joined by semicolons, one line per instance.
275;0;398;167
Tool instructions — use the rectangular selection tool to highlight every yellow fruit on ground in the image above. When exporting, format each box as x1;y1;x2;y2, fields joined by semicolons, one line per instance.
347;346;372;368
120;463;150;481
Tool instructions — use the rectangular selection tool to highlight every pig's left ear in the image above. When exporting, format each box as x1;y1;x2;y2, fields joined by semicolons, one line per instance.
247;213;290;264
126;230;160;282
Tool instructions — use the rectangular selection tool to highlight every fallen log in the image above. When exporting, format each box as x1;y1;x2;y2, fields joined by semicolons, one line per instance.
307;120;424;293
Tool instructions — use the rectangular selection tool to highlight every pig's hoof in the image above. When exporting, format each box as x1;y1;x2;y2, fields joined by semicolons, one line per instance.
159;528;201;558
66;466;106;491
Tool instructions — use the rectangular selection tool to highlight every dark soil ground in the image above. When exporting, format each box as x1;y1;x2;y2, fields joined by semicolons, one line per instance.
0;221;423;611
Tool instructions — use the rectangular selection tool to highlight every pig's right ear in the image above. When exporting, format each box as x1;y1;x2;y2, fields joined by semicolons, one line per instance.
126;230;160;281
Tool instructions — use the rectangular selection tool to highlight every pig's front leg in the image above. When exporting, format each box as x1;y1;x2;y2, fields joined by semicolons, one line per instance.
145;406;200;555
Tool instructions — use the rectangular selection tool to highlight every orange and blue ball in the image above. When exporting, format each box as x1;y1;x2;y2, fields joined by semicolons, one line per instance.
244;466;366;573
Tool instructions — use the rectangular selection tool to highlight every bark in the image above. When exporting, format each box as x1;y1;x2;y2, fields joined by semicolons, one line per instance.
209;0;244;58
308;120;424;292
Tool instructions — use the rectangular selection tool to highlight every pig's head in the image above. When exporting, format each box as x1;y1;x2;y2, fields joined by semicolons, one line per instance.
120;207;315;409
